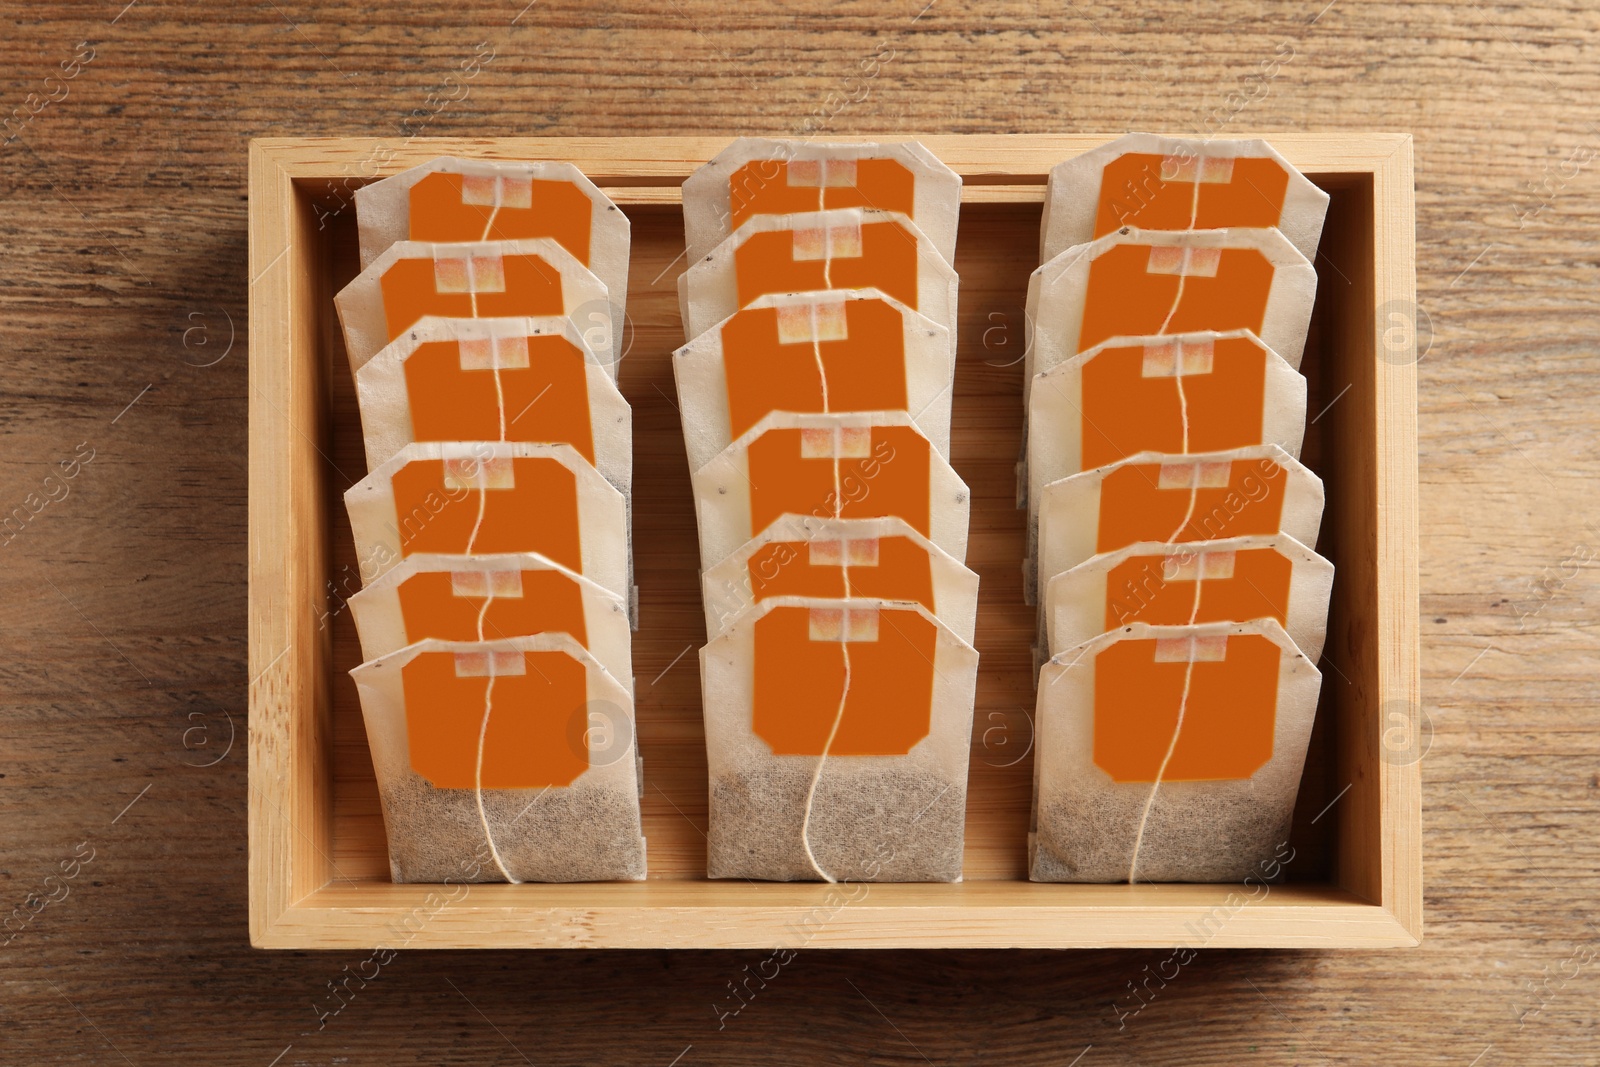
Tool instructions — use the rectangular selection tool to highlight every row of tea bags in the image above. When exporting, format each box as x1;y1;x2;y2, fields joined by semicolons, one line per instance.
332;158;647;883
675;139;979;881
1022;135;1334;883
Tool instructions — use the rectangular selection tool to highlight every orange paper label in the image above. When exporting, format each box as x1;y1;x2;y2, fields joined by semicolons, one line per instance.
752;604;937;756
402;649;589;789
1092;633;1279;782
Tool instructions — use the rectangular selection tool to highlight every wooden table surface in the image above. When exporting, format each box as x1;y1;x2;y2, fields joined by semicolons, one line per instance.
3;1;1597;1063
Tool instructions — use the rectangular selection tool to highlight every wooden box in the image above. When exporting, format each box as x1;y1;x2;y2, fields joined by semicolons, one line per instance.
248;135;1419;949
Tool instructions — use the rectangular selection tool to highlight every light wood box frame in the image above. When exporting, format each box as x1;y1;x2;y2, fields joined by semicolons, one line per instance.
248;134;1420;950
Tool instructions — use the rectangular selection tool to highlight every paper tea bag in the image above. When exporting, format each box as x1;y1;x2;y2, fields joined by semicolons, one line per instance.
1030;619;1320;882
691;412;971;571
682;138;961;265
1034;444;1324;592
673;289;953;472
1044;533;1332;661
1024;330;1306;552
678;208;959;347
351;633;646;883
355;316;630;490
700;596;978;881
354;159;629;346
1040;134;1329;263
700;515;979;645
1023;227;1318;398
345;441;629;599
334;239;614;374
348;551;633;685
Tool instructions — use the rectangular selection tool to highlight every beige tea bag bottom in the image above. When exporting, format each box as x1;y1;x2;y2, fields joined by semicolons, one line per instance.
1033;444;1325;600
334;238;614;375
681;138;962;265
1022;227;1318;410
353;156;630;356
355;316;631;492
344;441;630;599
700;596;978;882
351;634;645;883
1023;329;1307;560
1039;133;1330;264
690;411;971;571
1030;619;1320;883
1044;533;1333;661
677;208;959;350
699;515;979;645
348;551;633;686
673;289;953;472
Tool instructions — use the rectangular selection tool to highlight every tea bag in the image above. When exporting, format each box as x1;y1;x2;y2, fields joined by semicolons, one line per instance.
691;411;971;571
682;138;961;265
348;551;633;685
700;596;978;882
673;289;953;472
1040;134;1329;263
355;316;630;491
351;633;646;883
678;208;958;348
1033;444;1324;594
1022;227;1317;402
1030;619;1320;882
1024;329;1306;557
700;515;979;644
334;238;614;374
1044;533;1332;661
353;157;630;357
345;441;629;599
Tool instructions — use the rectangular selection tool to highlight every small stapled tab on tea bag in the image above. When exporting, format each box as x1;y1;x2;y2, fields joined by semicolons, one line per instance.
689;410;971;573
350;633;645;883
343;441;630;598
1029;619;1321;883
698;596;978;882
333;238;614;376
672;288;953;473
681;138;961;265
1023;328;1308;563
699;514;979;644
1020;227;1318;402
1039;134;1329;263
1033;444;1324;591
354;316;632;490
347;551;634;687
677;207;959;353
353;156;630;352
1044;533;1333;662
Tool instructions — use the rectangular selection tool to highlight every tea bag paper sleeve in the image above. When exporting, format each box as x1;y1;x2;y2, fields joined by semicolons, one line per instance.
673;289;953;473
344;441;630;599
1033;444;1325;588
334;238;614;376
350;633;646;883
689;411;971;572
1029;619;1320;883
347;551;634;685
677;208;958;348
699;514;979;644
354;156;630;358
699;596;977;882
1043;533;1333;661
1022;227;1318;408
1040;134;1329;263
355;315;630;491
681;138;961;265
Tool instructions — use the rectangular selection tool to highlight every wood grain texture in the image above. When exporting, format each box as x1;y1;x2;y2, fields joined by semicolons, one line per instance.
1;0;1595;1063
